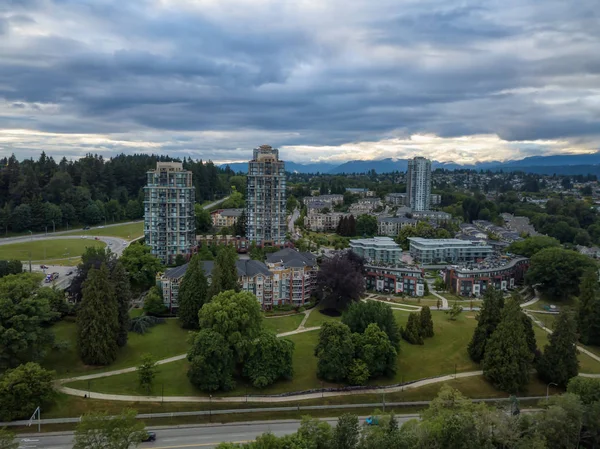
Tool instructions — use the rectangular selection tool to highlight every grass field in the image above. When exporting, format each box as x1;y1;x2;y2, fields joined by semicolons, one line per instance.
304;305;342;328
61;222;143;240
263;313;304;334
0;239;105;261
44;318;192;378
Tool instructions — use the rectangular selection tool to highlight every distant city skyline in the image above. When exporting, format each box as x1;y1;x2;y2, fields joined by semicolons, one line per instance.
1;1;599;163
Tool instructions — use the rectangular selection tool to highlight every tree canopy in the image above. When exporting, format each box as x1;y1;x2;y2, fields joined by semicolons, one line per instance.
342;300;401;348
0;362;55;421
507;235;561;257
208;245;239;299
537;312;579;387
177;254;209;329
119;243;162;295
316;251;365;311
73;409;146;449
526;247;597;300
468;287;504;363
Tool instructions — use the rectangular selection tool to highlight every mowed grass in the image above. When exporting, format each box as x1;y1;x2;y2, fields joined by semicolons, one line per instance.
67;311;482;397
0;239;105;261
304;305;342;328
62;222;144;240
263;313;304;334
44;319;192;378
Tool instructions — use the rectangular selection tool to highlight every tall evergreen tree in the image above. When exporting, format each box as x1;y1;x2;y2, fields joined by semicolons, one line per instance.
177;255;209;329
111;261;130;348
419;305;435;338
537;312;579;388
482;298;533;393
578;269;598;345
468;287;504;363
348;215;356;236
402;313;424;345
521;312;538;360
77;264;119;365
208;245;239;299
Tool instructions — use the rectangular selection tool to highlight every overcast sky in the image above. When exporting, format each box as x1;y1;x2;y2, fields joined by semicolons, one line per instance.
1;0;599;165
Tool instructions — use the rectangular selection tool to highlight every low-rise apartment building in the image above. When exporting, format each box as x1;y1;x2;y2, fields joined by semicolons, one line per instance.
411;210;452;223
196;235;250;253
266;248;318;306
445;256;529;297
365;263;425;296
211;208;244;228
303;195;344;207
349;198;382;215
159;259;274;312
346;188;375;197
304;212;349;232
350;237;402;264
377;216;417;236
385;193;408;206
408;237;493;264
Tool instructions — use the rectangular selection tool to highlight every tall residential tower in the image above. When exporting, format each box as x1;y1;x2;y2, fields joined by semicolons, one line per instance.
407;156;432;211
144;162;195;264
246;145;286;246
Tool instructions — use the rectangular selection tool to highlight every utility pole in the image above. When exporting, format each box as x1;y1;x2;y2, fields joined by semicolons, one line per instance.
52;220;55;233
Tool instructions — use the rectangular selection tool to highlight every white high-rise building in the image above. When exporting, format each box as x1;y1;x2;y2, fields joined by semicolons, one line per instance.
407;157;432;211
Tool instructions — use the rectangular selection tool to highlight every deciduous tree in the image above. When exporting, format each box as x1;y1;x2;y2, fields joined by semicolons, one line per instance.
143;287;167;316
187;329;235;392
356;214;377;237
77;264;119;365
355;323;397;378
243;332;294;388
119;243;162;295
137;354;157;394
333;413;360;449
0;428;17;449
195;204;212;233
526;247;596;300
198;290;263;363
507;235;561;257
0;363;55;421
314;322;355;382
177;255;209;329
342;300;401;348
73;409;146;449
316;251;365;311
537;312;579;388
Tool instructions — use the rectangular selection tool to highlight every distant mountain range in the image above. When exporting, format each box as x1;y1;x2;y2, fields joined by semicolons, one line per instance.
222;152;600;175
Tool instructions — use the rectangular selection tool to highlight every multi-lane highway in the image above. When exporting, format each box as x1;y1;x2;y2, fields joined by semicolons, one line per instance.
17;416;418;449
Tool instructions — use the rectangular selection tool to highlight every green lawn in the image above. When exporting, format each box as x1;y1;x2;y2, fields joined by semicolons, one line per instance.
304;305;342;328
0;239;105;261
61;222;144;240
263;314;304;334
66;311;483;397
44;319;192;378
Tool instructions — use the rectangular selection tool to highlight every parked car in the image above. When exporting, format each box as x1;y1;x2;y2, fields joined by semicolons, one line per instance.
40;265;49;270
83;226;90;230
142;432;156;442
94;237;100;240
66;270;73;276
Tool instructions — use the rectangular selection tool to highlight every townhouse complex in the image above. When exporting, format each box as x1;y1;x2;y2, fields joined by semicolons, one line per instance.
211;208;244;228
445;255;529;297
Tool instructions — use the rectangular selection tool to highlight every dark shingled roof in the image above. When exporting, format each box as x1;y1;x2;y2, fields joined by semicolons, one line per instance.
163;259;271;279
266;248;317;268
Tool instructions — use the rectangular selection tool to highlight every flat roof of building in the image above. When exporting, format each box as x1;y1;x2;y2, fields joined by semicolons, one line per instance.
350;237;402;249
408;237;492;248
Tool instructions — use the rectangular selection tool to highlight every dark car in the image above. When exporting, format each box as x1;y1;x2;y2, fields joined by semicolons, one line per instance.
66;270;73;276
142;432;156;442
83;226;90;230
40;265;49;270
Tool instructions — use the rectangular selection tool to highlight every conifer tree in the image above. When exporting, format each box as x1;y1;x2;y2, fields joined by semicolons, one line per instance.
402;313;424;345
178;255;209;329
521;312;538;360
111;261;131;348
537;312;579;388
578;269;598;345
482;298;533;393
348;215;356;236
468;287;504;363
419;305;434;338
77;264;119;365
208;245;239;299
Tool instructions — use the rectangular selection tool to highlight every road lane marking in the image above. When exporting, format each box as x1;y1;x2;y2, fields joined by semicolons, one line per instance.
148;441;251;449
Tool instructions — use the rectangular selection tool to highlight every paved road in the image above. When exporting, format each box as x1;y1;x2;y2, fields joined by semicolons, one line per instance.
17;416;416;449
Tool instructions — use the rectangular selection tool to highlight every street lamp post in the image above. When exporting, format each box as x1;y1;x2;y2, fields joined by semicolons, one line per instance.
546;382;558;401
28;230;33;241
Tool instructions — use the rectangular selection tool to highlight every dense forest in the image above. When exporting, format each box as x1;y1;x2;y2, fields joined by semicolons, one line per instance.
0;152;243;234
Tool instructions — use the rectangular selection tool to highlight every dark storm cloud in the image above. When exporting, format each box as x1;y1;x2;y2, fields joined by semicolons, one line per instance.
0;0;599;161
